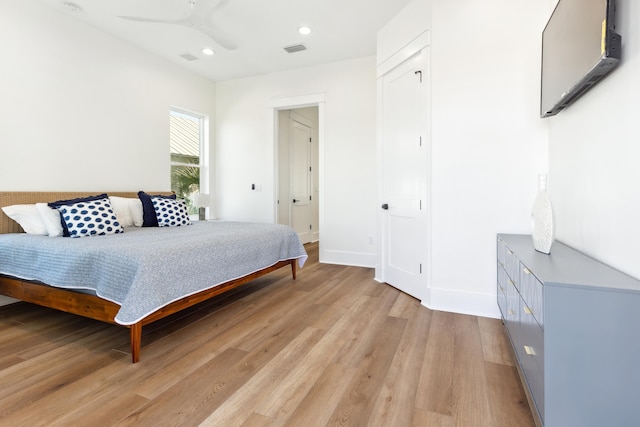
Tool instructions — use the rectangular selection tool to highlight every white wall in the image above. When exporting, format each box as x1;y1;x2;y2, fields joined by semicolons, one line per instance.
378;0;549;318
549;0;640;280
376;0;432;72
215;57;378;267
430;0;549;317
0;1;216;192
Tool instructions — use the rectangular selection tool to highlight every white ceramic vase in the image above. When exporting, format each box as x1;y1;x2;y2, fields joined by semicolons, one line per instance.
531;174;554;254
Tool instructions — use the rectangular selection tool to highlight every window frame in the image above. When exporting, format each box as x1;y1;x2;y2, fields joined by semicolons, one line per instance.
169;107;209;219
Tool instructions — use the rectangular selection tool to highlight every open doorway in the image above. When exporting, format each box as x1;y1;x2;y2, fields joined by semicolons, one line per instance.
269;93;325;255
277;107;319;244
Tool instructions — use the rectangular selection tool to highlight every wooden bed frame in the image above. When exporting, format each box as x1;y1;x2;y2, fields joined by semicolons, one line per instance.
0;191;297;363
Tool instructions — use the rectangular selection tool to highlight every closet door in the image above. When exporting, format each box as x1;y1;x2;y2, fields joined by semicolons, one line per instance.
379;49;429;300
289;119;313;244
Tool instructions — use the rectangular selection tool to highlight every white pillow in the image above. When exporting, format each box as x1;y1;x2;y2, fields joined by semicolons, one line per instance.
109;196;134;227
35;203;64;237
109;196;144;227
1;204;48;235
130;199;144;227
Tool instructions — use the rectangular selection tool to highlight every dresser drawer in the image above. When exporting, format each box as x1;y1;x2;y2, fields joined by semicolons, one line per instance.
497;264;508;293
519;262;544;328
505;247;521;291
503;278;521;357
519;305;544;371
497;289;507;320
497;237;507;268
520;340;545;421
497;265;508;319
519;314;545;419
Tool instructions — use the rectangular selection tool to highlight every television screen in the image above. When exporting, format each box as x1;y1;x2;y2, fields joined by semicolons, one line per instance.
540;0;621;117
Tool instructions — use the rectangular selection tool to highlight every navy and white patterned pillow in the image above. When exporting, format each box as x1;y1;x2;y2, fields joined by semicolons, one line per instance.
152;197;191;227
50;196;124;238
138;191;176;227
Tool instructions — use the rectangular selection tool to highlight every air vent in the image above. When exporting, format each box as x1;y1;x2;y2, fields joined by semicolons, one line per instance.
179;52;199;61
284;44;307;53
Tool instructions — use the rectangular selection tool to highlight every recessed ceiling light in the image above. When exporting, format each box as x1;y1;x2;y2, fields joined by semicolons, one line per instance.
63;2;82;13
201;48;215;56
298;26;312;35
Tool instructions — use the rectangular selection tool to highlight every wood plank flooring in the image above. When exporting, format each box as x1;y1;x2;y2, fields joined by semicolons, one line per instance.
0;242;534;426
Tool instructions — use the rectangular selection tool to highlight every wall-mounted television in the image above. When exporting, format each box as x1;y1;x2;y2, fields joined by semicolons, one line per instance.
540;0;621;118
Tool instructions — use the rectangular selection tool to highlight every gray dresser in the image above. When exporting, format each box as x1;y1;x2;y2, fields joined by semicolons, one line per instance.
497;234;640;427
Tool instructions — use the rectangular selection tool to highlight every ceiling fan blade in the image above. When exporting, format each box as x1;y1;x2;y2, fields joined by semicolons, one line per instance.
118;1;238;51
119;15;186;25
198;25;238;50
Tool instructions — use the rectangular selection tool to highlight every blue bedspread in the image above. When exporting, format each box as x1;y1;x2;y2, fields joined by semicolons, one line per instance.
0;221;307;325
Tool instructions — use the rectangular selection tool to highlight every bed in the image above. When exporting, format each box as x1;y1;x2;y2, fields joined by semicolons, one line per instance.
0;191;307;362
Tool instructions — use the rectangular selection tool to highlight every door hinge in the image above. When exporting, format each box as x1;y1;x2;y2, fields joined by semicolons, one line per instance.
415;70;423;83
309;224;312;230
309;137;312;143
309;195;312;201
419;263;422;274
309;166;312;172
419;200;422;210
419;136;422;147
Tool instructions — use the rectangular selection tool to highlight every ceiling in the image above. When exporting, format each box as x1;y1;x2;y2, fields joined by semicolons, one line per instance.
37;0;412;82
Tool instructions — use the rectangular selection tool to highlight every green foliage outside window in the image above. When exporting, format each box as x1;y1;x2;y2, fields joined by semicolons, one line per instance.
171;161;200;215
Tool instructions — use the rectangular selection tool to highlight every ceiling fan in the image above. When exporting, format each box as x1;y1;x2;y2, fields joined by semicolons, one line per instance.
118;0;238;50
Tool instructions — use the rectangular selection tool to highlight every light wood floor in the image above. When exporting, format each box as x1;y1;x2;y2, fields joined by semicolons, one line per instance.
0;242;534;426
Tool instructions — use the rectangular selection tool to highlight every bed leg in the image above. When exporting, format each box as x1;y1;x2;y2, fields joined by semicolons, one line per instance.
291;260;297;280
130;322;142;363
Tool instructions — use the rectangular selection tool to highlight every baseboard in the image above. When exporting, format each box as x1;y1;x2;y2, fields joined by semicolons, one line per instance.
320;249;376;268
423;287;500;319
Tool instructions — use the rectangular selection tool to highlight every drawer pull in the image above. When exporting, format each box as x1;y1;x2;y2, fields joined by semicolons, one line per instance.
523;306;533;315
508;309;515;316
523;267;531;275
524;345;536;356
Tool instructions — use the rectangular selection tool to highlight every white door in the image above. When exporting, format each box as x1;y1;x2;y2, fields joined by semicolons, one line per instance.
290;119;313;244
380;50;429;300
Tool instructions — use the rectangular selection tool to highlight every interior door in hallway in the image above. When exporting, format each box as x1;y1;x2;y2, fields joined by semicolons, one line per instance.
290;119;313;244
380;49;429;300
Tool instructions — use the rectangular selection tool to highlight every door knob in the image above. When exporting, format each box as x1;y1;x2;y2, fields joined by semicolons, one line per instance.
293;199;300;203
381;203;389;210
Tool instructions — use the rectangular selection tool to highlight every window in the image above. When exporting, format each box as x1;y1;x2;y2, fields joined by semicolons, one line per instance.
169;108;207;215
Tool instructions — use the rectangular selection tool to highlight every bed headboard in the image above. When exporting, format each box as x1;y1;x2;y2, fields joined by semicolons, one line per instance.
0;191;173;234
